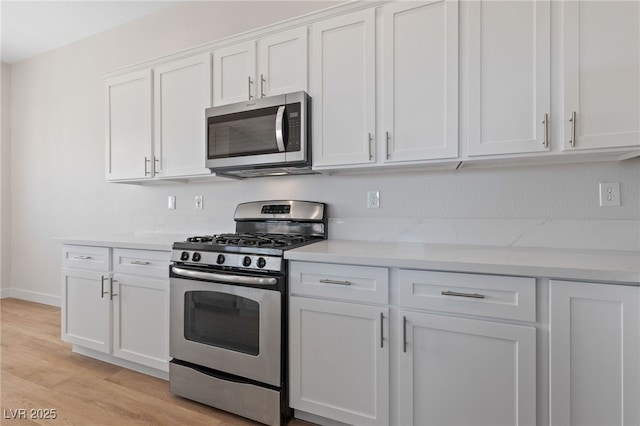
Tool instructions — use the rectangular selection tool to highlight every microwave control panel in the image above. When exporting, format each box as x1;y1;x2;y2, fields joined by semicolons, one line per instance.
286;102;302;152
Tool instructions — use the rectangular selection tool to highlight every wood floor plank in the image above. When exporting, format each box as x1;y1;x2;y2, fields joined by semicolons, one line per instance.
0;299;310;426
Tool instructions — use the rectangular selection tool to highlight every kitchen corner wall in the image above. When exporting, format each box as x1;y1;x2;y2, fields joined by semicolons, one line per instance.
1;62;11;297
6;1;640;306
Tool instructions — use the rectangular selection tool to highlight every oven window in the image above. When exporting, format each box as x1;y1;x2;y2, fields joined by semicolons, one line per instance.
184;291;259;356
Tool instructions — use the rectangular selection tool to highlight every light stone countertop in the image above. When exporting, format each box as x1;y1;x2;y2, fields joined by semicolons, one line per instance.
55;235;640;284
285;240;640;285
55;233;190;251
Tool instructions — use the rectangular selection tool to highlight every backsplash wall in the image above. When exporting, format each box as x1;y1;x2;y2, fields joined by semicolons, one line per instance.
5;1;640;304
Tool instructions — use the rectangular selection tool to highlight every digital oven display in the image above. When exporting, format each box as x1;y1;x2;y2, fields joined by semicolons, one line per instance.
261;205;291;214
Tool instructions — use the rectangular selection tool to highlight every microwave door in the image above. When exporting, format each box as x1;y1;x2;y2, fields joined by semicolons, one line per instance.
207;106;286;169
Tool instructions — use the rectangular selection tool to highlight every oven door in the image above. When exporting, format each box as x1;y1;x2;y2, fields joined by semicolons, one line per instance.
170;273;281;387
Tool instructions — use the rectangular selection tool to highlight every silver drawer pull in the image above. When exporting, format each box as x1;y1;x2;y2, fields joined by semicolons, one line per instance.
441;290;486;299
130;260;151;265
319;279;352;286
73;255;92;260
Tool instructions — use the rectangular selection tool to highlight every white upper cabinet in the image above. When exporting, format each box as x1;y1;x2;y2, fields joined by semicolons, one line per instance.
213;28;308;106
105;70;153;180
562;1;640;151
153;54;212;178
213;41;256;106
381;0;459;162
466;0;551;156
311;9;376;167
257;28;308;98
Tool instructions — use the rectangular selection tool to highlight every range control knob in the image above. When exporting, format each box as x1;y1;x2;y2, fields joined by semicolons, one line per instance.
180;251;189;261
192;252;201;262
256;257;267;269
216;254;225;265
242;256;252;267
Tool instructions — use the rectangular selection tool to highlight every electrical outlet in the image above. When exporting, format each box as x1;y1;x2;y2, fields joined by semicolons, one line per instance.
367;190;380;209
168;195;176;210
194;195;203;210
599;182;620;207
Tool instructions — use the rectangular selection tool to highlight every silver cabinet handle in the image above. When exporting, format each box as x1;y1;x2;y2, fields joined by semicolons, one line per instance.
130;260;151;265
441;290;486;299
542;113;549;147
260;74;266;98
110;278;118;300
153;156;160;175
73;255;92;260
368;132;374;160
144;157;151;176
101;276;109;298
319;279;352;286
569;111;577;147
402;316;407;353
275;105;286;152
386;131;391;159
248;76;254;100
380;312;384;348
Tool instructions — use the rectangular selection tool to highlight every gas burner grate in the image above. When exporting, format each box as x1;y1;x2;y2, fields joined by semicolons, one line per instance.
185;233;316;249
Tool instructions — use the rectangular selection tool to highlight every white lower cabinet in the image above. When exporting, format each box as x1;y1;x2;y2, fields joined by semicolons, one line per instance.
399;311;536;426
289;297;389;426
289;263;537;426
112;274;169;371
549;280;640;426
61;268;111;353
397;270;537;426
61;245;170;373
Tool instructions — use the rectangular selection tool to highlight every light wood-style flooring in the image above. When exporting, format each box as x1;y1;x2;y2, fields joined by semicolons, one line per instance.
0;298;307;426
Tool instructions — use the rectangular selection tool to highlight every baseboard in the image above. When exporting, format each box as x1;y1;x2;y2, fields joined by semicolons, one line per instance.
294;410;352;426
72;346;169;381
2;288;61;307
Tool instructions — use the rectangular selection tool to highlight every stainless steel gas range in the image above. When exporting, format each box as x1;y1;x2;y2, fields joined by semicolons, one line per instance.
169;200;327;426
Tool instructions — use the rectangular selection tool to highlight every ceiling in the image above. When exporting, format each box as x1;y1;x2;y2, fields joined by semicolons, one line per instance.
1;1;179;64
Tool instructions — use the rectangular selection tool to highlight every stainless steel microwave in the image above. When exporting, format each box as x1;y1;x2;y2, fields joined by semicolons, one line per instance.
205;91;311;178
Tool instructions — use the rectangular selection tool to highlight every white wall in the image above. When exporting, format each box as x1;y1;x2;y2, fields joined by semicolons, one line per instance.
0;62;10;296
6;1;640;305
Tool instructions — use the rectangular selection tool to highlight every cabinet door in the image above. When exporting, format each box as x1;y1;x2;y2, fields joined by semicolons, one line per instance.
104;70;153;180
311;9;376;167
213;41;256;106
563;1;640;150
153;54;212;177
466;0;550;156
289;297;389;426
549;280;640;426
257;27;307;98
112;274;169;372
399;311;536;426
61;268;111;353
381;0;458;162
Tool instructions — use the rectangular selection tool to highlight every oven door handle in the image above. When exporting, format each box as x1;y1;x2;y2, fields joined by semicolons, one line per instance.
171;266;278;286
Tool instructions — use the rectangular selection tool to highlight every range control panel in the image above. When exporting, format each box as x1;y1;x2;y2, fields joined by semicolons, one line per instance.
171;250;282;272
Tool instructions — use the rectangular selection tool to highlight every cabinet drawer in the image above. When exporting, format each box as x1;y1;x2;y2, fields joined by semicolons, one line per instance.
62;245;110;271
112;249;171;278
290;261;388;304
399;270;535;322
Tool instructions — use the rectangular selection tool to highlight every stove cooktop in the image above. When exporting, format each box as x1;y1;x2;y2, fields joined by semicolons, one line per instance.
173;232;324;258
172;201;327;263
186;233;318;249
